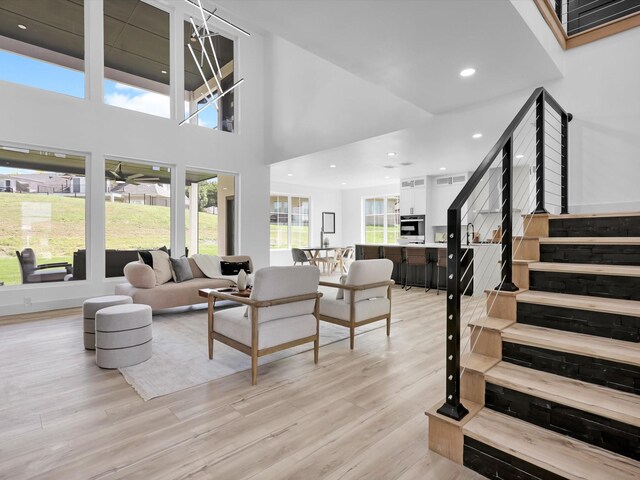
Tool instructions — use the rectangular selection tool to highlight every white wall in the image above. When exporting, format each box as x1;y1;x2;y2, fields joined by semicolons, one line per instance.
269;181;342;266
263;34;431;164
513;2;640;213
0;1;269;315
341;184;400;248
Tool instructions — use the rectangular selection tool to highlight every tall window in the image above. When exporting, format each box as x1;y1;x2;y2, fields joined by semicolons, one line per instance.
0;144;86;286
104;159;172;254
0;0;85;98
363;195;400;244
270;195;310;249
104;1;170;118
183;14;235;131
185;171;235;256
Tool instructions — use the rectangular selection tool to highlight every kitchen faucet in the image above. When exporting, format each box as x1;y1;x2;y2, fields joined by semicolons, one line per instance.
466;222;475;246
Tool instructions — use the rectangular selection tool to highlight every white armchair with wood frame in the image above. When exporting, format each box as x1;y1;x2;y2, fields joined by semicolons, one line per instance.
206;266;322;385
319;259;394;349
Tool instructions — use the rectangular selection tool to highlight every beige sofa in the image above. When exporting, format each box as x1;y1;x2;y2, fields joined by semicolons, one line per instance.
115;255;253;311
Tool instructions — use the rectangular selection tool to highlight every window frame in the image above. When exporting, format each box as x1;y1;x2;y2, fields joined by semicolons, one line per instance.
269;193;311;251
362;194;400;245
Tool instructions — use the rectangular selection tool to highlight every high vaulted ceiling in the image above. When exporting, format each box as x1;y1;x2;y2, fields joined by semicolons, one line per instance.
215;0;562;114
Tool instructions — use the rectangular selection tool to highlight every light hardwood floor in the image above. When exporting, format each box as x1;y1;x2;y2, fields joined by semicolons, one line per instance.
0;287;483;480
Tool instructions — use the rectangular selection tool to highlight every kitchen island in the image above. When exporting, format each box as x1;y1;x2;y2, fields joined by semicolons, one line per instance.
355;243;501;296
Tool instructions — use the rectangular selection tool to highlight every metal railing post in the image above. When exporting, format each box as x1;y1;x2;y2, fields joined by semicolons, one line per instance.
498;136;518;292
561;112;571;214
534;92;548;214
437;208;469;421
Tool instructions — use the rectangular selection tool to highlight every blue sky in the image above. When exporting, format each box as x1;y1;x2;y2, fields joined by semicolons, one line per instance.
0;49;216;127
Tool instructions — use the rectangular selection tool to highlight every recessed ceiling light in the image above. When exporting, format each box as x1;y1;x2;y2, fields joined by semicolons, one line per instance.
287;173;293;177
18;24;27;30
440;167;446;171
460;68;476;77
341;182;347;185
329;164;337;168
472;133;483;139
387;152;397;157
384;176;390;179
161;70;167;74
515;154;524;159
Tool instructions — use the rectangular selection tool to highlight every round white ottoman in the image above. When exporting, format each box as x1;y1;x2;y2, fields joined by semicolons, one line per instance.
82;295;133;350
95;304;152;369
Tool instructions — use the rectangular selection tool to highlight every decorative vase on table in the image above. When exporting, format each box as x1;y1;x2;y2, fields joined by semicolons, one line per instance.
237;270;247;291
323;237;330;248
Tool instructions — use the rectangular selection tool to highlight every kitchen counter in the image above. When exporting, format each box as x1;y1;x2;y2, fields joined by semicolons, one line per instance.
355;243;501;296
362;242;500;249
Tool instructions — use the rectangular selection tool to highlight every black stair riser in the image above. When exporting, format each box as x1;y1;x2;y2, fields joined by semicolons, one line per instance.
485;383;640;461
549;216;640;237
517;302;640;342
463;436;565;480
529;271;640;301
502;342;640;395
540;244;640;266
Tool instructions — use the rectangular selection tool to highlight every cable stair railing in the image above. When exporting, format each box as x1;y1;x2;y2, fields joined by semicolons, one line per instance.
436;87;572;421
535;0;640;48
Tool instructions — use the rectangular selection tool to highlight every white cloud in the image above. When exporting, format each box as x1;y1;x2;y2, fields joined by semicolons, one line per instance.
105;88;170;118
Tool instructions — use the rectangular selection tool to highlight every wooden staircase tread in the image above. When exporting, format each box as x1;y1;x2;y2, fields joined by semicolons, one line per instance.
548;212;640;219
539;236;640;245
463;409;640;480
502;324;640;367
517;291;640;317
484;288;528;297
528;262;640;277
461;352;500;374
468;316;515;332
512;259;538;265
485;362;640;427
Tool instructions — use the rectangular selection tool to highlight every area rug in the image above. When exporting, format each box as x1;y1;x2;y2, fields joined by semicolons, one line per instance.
119;308;399;401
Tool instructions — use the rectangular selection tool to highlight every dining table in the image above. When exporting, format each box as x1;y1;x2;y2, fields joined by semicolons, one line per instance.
299;246;346;274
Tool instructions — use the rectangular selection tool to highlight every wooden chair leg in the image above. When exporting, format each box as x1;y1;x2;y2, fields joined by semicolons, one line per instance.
208;297;214;359
314;338;319;364
350;326;355;349
251;354;258;385
387;316;391;336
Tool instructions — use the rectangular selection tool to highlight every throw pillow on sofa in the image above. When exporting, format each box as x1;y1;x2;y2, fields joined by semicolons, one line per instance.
169;256;194;283
220;261;251;275
141;249;172;285
138;246;169;267
123;262;156;289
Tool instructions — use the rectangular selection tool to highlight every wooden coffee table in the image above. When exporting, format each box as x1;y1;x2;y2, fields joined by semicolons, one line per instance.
198;287;251;299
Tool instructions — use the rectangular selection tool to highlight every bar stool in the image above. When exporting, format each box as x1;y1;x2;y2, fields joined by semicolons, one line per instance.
405;247;430;292
362;245;381;260
383;246;406;288
436;248;447;295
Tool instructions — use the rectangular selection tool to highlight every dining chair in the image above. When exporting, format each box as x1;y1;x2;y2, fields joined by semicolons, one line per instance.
315;248;341;274
292;248;312;266
340;246;355;273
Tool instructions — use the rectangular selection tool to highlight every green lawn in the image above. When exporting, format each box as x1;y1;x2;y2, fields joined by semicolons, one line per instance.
270;224;309;249
0;193;218;286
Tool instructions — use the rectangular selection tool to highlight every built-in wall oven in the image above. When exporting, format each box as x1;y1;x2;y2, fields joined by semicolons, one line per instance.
398;215;425;244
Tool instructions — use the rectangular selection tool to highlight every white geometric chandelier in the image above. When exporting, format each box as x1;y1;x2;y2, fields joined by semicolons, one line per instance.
180;0;249;126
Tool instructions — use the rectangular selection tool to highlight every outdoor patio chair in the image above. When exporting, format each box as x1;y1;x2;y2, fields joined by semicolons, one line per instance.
16;248;73;284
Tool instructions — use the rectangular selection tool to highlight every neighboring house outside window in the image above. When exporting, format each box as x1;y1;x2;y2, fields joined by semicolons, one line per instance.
363;195;400;244
270;194;310;249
